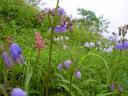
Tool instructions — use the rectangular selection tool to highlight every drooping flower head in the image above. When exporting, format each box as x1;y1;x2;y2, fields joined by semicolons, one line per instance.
57;60;72;71
115;42;124;50
10;43;25;64
2;51;13;68
110;83;115;91
64;60;72;69
11;88;27;96
74;70;81;79
35;32;45;50
54;24;67;33
115;41;128;50
57;63;63;70
52;7;65;16
58;7;65;16
122;41;128;49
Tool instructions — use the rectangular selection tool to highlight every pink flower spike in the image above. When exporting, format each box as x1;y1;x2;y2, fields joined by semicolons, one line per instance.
35;32;45;50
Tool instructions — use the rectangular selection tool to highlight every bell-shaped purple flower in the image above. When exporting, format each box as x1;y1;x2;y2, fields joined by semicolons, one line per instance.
122;41;128;49
110;83;115;91
54;24;67;33
2;51;13;68
74;70;81;79
10;43;25;64
11;88;27;96
64;60;72;69
52;7;65;16
115;41;128;50
57;63;63;70
115;42;124;50
58;7;65;16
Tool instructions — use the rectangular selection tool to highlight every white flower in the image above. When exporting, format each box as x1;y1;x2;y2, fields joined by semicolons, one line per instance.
84;42;95;48
103;47;113;53
84;42;90;47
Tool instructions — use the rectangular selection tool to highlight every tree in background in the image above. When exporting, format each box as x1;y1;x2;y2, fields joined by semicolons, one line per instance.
77;8;110;33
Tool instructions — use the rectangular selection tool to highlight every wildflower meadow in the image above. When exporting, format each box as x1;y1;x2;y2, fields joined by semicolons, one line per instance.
0;0;128;96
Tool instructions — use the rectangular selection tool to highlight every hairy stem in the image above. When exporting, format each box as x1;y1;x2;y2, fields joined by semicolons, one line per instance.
69;75;73;96
44;0;59;95
45;26;54;96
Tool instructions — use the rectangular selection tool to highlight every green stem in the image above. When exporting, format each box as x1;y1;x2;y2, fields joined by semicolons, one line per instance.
45;26;54;96
35;50;40;69
3;69;8;96
29;48;35;65
69;75;73;96
44;1;59;95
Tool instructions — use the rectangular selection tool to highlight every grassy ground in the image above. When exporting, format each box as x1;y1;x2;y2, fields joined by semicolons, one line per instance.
0;0;128;96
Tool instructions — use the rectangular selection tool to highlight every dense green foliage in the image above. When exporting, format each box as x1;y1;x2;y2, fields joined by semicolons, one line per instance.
0;0;128;96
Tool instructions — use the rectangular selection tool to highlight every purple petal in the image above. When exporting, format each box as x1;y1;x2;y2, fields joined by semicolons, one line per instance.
57;63;63;70
75;70;81;79
11;88;27;96
115;41;128;50
54;25;67;33
10;43;24;64
110;83;115;91
115;42;124;50
123;41;128;49
2;51;13;68
64;60;72;69
58;7;65;16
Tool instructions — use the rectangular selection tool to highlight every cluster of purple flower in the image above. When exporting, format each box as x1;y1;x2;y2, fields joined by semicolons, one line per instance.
57;60;81;79
42;7;73;33
115;41;128;50
1;43;25;69
110;83;123;93
54;7;73;33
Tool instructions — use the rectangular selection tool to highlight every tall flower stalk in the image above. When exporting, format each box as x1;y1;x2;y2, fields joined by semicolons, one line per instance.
44;26;54;96
44;0;60;96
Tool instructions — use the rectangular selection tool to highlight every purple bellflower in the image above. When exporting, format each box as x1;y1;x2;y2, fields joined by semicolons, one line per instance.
10;43;25;64
110;83;115;91
74;70;81;79
64;60;72;69
58;7;65;16
115;41;128;50
2;51;13;68
11;88;27;96
54;24;67;33
122;41;128;49
52;7;65;16
57;63;63;70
